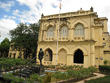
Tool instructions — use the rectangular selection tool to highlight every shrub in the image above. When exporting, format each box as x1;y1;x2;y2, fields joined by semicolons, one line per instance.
27;78;34;83
3;73;24;83
67;69;74;77
104;60;108;65
88;66;97;74
99;65;110;74
30;74;39;81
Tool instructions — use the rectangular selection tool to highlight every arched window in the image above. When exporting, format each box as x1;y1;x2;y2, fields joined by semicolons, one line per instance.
60;26;68;37
75;24;84;36
47;27;54;37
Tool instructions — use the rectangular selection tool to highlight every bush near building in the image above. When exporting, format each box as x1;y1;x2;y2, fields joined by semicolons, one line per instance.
99;65;110;74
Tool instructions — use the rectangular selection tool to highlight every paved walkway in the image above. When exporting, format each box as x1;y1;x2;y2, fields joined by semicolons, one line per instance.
75;73;105;83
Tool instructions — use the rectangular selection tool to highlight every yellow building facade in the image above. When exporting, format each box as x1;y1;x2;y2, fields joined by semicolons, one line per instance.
37;7;110;67
8;44;24;59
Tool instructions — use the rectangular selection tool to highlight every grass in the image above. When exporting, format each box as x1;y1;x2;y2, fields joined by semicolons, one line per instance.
85;75;110;83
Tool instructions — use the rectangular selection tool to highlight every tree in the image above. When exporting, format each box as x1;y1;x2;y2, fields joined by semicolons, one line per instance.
0;38;10;57
9;22;39;60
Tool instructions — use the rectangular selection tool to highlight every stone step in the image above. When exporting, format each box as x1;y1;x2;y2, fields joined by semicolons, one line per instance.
21;71;30;75
17;73;30;78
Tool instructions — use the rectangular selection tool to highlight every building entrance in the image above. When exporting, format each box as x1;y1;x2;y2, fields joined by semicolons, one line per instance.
74;49;84;63
44;48;53;61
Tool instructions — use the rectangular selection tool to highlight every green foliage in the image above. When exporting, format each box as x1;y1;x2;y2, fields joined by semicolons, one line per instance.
30;73;39;81
99;65;110;74
67;69;74;77
0;38;10;57
3;73;24;83
66;67;95;78
104;60;108;65
85;75;110;83
50;66;96;82
38;77;44;83
0;58;24;71
9;54;11;58
9;22;39;59
88;66;97;74
60;73;67;80
27;78;34;83
27;74;44;83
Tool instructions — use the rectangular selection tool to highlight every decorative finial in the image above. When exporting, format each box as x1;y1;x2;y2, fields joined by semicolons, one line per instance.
41;13;44;17
90;7;93;12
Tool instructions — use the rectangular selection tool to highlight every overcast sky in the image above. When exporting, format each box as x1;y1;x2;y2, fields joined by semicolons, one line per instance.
0;0;110;42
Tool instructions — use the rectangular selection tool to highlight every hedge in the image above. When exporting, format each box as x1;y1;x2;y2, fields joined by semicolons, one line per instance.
99;65;110;74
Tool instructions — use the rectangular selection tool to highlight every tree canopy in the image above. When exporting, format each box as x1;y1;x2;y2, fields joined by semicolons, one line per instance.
9;22;39;59
0;38;10;57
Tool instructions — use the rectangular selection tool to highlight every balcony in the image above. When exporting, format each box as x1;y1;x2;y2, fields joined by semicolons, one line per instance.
59;37;68;41
45;37;54;41
74;36;84;41
44;61;52;65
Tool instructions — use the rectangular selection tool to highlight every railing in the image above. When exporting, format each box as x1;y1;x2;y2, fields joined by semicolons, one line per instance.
74;36;84;41
58;62;66;66
46;37;54;41
19;56;36;78
44;61;52;65
59;37;68;41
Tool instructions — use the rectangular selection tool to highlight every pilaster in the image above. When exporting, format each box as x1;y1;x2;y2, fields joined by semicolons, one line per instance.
90;43;95;66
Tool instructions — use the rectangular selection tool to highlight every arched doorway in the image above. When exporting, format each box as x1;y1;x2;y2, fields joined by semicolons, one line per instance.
74;49;84;63
44;48;53;61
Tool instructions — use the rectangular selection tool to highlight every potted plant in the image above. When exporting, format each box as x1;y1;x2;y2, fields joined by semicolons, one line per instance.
104;60;108;65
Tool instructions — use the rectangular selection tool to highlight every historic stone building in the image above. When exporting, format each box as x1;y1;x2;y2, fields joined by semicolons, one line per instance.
8;43;24;59
37;7;110;67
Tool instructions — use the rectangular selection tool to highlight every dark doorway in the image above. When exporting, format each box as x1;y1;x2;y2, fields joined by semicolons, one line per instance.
48;49;53;61
74;49;84;63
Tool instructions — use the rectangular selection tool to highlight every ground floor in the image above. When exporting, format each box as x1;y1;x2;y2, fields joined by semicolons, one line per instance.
37;41;110;68
8;51;24;59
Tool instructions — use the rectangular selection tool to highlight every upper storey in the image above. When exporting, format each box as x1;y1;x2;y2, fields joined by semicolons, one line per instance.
38;7;108;45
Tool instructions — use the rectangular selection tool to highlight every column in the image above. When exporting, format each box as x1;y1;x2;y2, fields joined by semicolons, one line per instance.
52;53;57;65
104;20;107;32
90;43;95;66
85;28;89;40
67;54;73;65
54;30;57;41
43;30;46;41
22;52;24;59
68;29;71;41
91;27;94;40
16;51;19;58
72;29;74;41
84;54;88;68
